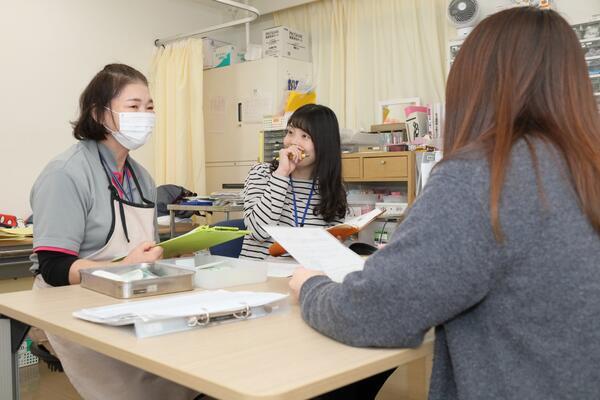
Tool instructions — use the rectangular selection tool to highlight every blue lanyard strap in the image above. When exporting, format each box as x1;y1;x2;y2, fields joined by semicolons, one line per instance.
99;153;134;202
290;178;315;227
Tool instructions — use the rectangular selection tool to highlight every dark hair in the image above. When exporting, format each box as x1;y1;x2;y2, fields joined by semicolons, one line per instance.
72;64;149;140
271;104;347;222
443;7;600;240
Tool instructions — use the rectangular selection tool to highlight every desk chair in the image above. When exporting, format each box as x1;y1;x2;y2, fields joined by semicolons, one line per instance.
209;219;246;258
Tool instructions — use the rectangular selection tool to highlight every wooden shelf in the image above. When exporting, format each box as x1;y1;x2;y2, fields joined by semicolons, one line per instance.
342;151;416;204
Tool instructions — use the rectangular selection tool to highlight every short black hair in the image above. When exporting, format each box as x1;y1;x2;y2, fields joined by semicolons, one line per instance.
71;64;148;141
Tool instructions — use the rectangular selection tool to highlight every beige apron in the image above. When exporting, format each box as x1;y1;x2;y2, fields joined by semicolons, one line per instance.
33;154;198;400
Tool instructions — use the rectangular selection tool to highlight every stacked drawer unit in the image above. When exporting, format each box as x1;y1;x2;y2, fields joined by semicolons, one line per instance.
573;20;600;111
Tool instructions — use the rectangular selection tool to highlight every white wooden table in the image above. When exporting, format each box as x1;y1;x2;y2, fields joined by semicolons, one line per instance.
0;278;433;400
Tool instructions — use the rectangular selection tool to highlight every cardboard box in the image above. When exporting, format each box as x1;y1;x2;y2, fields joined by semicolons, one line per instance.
201;39;244;69
213;45;245;68
262;26;309;62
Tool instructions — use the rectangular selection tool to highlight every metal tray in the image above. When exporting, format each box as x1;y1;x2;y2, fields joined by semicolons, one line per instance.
80;263;194;299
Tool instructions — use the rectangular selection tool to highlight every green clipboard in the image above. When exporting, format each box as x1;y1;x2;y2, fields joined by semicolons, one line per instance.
158;225;250;258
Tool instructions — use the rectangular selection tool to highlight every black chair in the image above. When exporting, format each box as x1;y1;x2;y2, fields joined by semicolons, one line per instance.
209;219;246;258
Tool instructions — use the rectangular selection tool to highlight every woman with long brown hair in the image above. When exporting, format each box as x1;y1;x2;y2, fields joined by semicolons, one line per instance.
289;7;600;399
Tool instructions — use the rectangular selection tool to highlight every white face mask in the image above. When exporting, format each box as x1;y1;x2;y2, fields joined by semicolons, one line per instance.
104;107;155;150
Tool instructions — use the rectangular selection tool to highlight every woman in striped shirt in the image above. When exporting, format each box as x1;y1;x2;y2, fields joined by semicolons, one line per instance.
240;104;347;260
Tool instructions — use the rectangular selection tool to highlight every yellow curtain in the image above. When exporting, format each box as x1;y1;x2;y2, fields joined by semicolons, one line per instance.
150;38;206;194
275;0;448;131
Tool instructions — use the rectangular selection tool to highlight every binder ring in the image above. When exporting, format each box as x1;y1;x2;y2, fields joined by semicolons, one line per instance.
233;303;251;320
187;308;210;327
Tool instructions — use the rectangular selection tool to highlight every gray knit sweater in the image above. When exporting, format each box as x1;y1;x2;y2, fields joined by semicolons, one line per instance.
300;139;600;400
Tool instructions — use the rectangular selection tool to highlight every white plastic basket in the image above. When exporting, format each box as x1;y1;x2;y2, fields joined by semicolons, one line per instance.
18;338;39;368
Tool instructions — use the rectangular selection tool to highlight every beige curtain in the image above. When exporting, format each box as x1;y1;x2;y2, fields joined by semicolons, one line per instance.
275;0;448;131
150;38;206;194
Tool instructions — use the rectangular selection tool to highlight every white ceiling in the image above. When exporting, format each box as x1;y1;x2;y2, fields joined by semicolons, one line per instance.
247;0;317;14
190;0;317;16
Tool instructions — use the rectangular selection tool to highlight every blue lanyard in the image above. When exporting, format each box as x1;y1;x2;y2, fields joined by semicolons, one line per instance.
290;178;315;227
99;154;134;202
121;172;134;202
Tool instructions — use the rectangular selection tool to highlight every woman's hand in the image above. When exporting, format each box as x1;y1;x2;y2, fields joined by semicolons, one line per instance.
123;241;164;264
68;242;163;284
274;145;305;177
289;267;326;301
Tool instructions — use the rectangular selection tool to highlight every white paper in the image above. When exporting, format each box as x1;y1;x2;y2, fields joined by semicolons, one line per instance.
343;208;384;229
264;226;365;283
208;95;226;115
266;262;299;278
92;269;148;282
73;290;288;326
242;96;272;123
419;151;441;190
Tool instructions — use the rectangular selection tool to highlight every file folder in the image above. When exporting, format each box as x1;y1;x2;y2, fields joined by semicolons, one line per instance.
159;225;250;258
73;290;289;338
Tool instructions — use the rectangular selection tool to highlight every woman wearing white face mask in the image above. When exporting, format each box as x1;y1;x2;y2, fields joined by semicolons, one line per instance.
29;64;198;400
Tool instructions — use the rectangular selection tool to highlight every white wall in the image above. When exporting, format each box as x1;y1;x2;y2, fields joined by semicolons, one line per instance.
0;0;230;218
480;0;600;24
449;0;600;37
3;0;598;219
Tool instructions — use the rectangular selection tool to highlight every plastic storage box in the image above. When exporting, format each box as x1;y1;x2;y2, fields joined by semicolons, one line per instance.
160;254;268;289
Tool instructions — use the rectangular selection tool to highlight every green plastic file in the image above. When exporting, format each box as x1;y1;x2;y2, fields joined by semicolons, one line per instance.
159;226;250;258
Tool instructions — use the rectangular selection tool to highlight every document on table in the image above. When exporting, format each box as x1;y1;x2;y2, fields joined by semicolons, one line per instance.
264;226;365;282
265;261;299;278
74;290;288;326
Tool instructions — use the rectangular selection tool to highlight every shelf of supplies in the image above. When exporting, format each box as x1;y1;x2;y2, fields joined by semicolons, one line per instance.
587;55;600;61
594;92;600;96
590;74;600;79
342;151;416;204
580;37;600;44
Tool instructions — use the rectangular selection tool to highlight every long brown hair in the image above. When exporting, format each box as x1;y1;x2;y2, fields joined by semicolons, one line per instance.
270;104;348;222
443;7;600;241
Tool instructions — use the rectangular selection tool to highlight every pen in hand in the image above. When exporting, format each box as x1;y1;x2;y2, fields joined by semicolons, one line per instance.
275;151;308;161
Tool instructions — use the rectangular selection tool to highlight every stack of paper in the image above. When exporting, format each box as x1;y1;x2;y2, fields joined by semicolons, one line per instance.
269;208;385;256
0;227;33;241
265;226;366;283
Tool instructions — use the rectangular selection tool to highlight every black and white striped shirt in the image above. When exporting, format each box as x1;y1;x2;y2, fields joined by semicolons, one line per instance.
240;163;341;260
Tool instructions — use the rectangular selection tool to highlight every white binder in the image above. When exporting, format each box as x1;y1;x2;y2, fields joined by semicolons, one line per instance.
73;290;289;338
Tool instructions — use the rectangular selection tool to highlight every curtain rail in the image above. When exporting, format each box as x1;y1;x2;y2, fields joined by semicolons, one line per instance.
154;0;260;47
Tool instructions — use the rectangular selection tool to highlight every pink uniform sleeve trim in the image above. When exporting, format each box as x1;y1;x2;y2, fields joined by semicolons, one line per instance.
34;246;79;257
